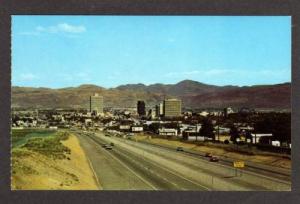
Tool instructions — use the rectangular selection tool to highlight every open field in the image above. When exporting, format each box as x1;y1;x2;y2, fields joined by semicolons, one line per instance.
131;134;291;169
11;129;99;190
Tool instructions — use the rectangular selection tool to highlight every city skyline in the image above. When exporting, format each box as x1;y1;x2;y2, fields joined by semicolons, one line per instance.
12;16;291;88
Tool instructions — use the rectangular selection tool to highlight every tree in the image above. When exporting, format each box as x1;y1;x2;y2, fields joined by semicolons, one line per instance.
245;130;252;142
229;124;240;143
199;118;215;139
253;112;291;144
224;139;229;144
148;123;160;133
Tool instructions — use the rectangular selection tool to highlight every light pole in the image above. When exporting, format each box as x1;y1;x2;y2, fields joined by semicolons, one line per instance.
217;111;220;142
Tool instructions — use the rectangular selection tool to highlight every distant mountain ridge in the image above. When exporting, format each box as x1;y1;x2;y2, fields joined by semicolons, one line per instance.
12;80;291;110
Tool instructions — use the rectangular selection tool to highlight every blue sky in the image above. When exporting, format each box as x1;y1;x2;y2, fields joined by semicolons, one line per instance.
12;16;291;88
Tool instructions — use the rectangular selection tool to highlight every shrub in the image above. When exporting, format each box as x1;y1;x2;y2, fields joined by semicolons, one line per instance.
22;133;71;159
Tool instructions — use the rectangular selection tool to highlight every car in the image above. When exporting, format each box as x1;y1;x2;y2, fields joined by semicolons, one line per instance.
209;156;219;162
102;144;108;148
105;145;113;150
205;153;213;157
176;147;184;151
110;142;114;146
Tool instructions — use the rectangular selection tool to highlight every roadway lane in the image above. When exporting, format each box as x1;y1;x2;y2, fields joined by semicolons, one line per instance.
81;132;209;190
76;133;154;190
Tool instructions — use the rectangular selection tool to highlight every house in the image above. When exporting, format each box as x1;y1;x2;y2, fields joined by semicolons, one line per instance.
251;133;273;144
271;140;280;147
119;125;131;131
158;128;178;136
132;126;143;132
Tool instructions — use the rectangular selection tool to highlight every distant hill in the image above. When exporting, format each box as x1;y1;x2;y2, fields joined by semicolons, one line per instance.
12;80;291;110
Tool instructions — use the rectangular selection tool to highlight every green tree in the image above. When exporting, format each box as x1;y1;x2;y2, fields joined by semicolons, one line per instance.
199;118;215;139
245;130;252;142
149;123;160;133
253;113;291;143
229;124;240;143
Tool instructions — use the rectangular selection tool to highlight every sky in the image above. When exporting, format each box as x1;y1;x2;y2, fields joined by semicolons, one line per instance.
12;16;291;88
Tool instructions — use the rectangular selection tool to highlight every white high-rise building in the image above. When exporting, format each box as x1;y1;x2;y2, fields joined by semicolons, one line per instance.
159;102;164;116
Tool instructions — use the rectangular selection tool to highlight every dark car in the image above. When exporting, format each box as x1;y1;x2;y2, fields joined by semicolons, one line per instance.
209;156;219;162
176;147;184;151
105;145;113;150
102;144;108;148
205;153;213;157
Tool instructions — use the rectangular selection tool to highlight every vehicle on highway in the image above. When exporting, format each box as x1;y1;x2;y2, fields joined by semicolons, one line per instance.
205;152;213;157
102;144;108;148
110;142;114;146
105;145;113;150
209;156;219;162
176;147;184;151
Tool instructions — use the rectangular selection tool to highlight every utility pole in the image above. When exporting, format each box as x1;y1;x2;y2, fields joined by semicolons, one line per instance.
217;111;220;142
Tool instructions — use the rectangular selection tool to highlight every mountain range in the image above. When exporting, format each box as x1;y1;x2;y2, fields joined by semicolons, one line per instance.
12;80;291;110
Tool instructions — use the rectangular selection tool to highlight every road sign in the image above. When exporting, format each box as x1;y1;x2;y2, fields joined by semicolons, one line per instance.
233;161;245;168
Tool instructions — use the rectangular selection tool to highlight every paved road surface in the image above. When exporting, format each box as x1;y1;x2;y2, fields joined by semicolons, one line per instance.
77;133;153;190
136;139;291;181
75;131;291;191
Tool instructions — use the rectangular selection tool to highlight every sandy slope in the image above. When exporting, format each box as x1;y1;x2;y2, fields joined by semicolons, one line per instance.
12;134;99;190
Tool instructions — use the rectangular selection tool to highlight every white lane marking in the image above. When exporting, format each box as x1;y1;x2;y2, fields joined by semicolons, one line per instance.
88;137;157;190
87;157;102;190
114;148;186;190
113;147;198;191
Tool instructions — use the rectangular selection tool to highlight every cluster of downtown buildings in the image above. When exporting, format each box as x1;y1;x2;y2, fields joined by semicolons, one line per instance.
89;93;182;118
12;93;214;139
11;93;291;151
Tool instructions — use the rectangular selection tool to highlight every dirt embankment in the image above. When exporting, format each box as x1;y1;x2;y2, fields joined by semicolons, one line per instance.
12;133;99;190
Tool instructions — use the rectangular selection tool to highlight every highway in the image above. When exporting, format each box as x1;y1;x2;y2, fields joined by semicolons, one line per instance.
134;137;291;181
75;131;291;191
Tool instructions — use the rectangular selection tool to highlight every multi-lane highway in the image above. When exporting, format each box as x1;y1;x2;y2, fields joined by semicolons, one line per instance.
75;130;291;191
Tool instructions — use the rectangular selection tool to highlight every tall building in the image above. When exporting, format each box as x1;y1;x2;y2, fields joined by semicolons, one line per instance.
137;100;146;116
159;102;164;116
90;93;103;114
163;99;182;117
155;105;160;118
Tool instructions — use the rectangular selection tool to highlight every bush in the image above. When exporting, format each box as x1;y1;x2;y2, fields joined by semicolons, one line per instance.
21;132;71;159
